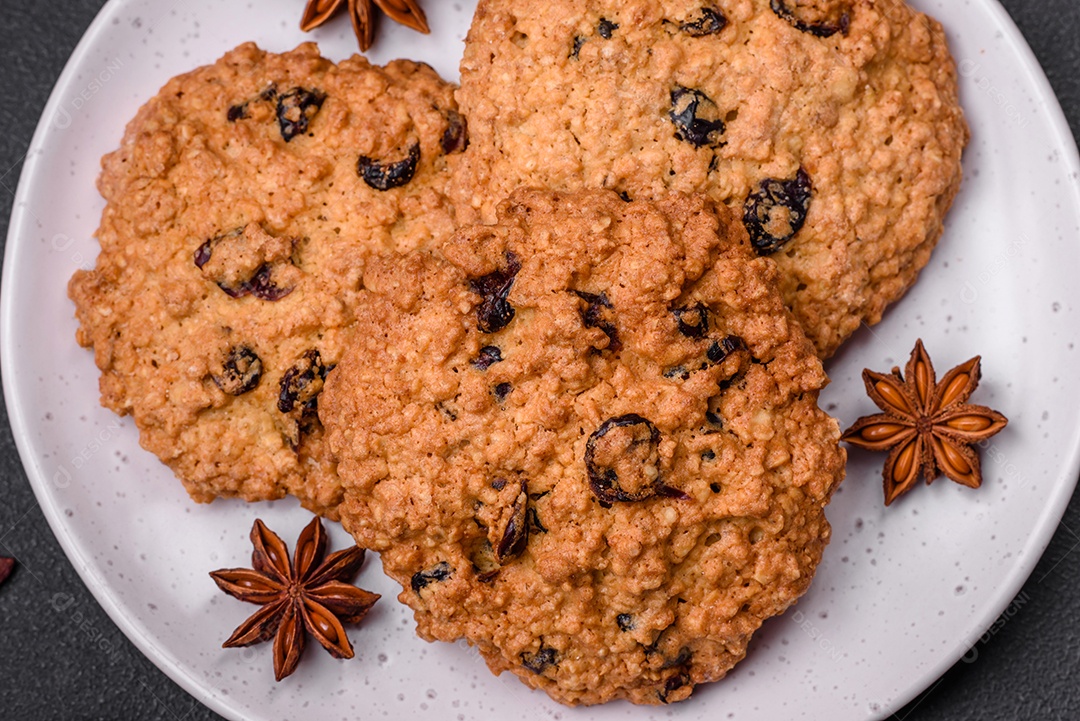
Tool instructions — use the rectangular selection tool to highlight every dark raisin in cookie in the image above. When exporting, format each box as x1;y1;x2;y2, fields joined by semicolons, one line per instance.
451;0;968;357
322;189;845;705
69;42;463;516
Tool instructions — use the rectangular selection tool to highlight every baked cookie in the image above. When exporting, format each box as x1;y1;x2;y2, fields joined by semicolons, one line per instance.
451;0;968;357
322;189;845;705
68;42;465;516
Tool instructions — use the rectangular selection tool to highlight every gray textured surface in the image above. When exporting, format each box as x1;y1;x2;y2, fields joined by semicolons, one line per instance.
1;1;1078;719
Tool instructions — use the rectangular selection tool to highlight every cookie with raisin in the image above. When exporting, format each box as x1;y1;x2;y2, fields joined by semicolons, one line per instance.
68;42;465;515
451;0;968;357
322;188;845;705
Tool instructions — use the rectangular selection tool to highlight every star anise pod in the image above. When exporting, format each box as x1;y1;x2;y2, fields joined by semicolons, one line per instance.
301;0;429;52
210;517;380;681
841;339;1008;506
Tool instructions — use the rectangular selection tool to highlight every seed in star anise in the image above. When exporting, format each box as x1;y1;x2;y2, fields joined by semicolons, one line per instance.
841;339;1008;506
210;517;379;680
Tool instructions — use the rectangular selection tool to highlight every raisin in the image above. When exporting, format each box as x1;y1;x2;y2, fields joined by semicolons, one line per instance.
277;349;328;414
470;251;521;334
679;7;727;36
663;366;690;380
743;167;812;255
240;264;293;301
226;104;247;122
597;18;619;38
673;303;709;338
277;351;331;449
702;450;716;461
617;614;635;631
276;87;326;142
585;415;688;503
662;647;692;669
469;536;500;577
521;643;559;674
707;335;745;364
670;87;725;148
526;506;547;534
441;110;469;154
214;264;292;300
494;382;513;402
193;228;241;269
494;480;529;563
212;346;262;395
216;280;244;298
491;478;508;491
570;36;586;58
226;85;277;122
643;625;674;657
411;561;453;593
193;239;214;268
658;669;692;703
658;647;693;703
617;190;632;202
216;282;244;298
572;290;621;352
770;0;850;37
358;143;420;191
472;345;503;371
197;229;293;301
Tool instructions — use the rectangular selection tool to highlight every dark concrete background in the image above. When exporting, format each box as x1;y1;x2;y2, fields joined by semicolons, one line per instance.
1;1;1078;719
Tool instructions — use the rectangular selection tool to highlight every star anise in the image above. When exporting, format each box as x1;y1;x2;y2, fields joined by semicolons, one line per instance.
300;0;429;52
841;339;1008;506
210;517;380;680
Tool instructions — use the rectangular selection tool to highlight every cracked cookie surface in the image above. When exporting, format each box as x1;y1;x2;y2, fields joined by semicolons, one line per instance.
451;0;968;357
322;189;846;705
68;42;463;515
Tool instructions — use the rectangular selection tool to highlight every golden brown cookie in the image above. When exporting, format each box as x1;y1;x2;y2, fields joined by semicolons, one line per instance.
322;188;846;705
451;0;968;357
68;42;465;516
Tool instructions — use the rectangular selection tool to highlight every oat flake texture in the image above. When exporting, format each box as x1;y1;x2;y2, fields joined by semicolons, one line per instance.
450;0;969;357
322;189;846;705
68;42;463;516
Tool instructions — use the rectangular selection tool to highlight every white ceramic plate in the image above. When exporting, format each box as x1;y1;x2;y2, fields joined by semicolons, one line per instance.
3;0;1079;719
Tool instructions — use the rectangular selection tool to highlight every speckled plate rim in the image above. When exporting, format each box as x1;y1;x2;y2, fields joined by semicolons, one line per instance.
3;1;1080;719
874;0;1080;712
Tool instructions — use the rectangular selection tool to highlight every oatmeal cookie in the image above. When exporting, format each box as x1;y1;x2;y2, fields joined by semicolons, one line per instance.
451;0;968;357
68;42;465;516
322;189;845;705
